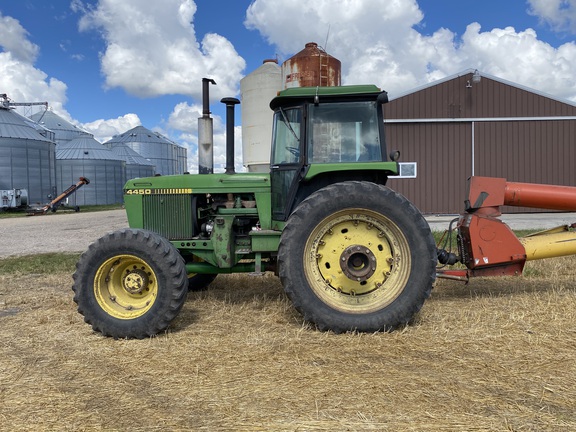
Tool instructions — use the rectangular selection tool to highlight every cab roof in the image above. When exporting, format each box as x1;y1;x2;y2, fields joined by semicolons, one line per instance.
270;85;388;110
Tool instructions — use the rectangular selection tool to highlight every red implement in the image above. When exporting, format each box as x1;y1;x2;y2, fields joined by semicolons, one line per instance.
437;176;576;281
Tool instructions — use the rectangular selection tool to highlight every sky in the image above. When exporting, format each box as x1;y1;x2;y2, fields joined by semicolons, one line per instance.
2;0;576;172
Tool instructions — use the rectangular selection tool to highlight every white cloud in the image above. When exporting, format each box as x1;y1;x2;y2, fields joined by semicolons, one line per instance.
245;0;576;102
528;0;576;33
0;13;39;63
80;113;142;143
76;0;246;100
0;13;68;115
0;24;137;143
167;101;225;134
455;24;576;100
246;0;423;57
245;0;465;92
167;102;243;173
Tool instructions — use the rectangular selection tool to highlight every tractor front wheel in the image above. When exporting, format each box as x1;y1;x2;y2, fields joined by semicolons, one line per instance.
278;181;436;333
72;229;188;338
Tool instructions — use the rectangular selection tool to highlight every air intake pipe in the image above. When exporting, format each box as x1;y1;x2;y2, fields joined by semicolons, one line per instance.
198;78;216;174
221;97;240;174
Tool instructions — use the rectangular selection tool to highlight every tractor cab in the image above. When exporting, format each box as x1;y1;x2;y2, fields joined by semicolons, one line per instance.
268;85;398;220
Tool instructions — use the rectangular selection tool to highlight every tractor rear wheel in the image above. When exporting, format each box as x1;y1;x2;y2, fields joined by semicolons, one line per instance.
278;181;436;333
72;229;188;338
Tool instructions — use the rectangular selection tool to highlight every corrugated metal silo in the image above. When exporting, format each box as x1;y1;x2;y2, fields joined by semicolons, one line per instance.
176;145;188;173
103;126;186;175
240;59;282;172
30;109;92;147
0;104;56;204
56;136;125;206
281;42;341;89
108;143;156;180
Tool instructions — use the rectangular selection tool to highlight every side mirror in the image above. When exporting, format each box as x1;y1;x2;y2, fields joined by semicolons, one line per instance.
377;91;389;104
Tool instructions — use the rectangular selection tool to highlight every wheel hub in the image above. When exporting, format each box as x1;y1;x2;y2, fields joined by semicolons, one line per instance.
339;245;377;281
306;210;409;310
123;269;150;294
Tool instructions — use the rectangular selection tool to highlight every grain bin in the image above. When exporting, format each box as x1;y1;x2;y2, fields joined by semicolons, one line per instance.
240;59;282;172
281;42;341;88
30;109;92;146
176;144;188;174
56;136;125;205
0;104;56;204
104;126;187;175
108;143;156;180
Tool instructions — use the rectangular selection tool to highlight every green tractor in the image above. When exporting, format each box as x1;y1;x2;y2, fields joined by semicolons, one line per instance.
73;83;437;338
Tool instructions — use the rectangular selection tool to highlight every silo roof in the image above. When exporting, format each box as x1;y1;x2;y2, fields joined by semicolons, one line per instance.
105;125;183;148
30;110;92;137
108;143;156;166
0;106;54;142
56;135;125;161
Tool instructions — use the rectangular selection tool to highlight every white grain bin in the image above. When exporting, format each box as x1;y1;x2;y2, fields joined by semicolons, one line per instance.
240;59;282;173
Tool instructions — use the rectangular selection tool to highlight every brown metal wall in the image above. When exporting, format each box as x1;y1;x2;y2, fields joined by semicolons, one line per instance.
388;73;576;119
386;122;472;214
475;120;576;213
385;71;576;214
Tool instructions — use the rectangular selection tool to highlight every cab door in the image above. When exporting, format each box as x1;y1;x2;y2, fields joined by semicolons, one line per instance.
270;106;305;221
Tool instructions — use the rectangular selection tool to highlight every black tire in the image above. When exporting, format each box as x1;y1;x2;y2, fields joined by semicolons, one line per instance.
278;181;436;333
187;273;217;291
72;228;188;338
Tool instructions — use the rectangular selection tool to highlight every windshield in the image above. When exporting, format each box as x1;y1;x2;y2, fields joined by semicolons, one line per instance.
307;101;382;163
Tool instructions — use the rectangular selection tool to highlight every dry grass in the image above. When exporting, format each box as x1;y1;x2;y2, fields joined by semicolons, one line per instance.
1;257;575;431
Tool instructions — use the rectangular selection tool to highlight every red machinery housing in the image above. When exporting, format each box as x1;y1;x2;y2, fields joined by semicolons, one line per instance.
437;176;576;281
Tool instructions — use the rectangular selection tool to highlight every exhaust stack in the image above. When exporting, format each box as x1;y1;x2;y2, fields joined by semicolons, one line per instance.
198;78;216;174
221;97;240;174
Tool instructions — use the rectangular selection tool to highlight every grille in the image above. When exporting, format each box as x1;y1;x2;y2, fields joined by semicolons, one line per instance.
143;194;196;240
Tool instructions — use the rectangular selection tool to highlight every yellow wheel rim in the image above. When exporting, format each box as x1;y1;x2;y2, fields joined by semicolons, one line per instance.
94;254;158;320
304;209;411;314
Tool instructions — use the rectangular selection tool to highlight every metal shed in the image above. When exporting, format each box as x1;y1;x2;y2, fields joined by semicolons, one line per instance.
103;126;187;175
0;105;56;204
30;109;92;147
56;136;125;206
385;69;576;214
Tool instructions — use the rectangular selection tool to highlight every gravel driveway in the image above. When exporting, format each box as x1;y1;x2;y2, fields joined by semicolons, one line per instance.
1;208;575;258
0;209;128;258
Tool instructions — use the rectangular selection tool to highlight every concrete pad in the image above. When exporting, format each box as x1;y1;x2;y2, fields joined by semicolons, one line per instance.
425;212;576;232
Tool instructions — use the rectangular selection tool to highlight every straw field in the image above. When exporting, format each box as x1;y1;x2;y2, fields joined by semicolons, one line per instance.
0;254;575;431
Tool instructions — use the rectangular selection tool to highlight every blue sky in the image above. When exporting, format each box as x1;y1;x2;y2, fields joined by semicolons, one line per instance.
1;0;576;171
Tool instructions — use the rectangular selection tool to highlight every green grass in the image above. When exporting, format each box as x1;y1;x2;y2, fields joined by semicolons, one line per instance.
0;253;80;275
